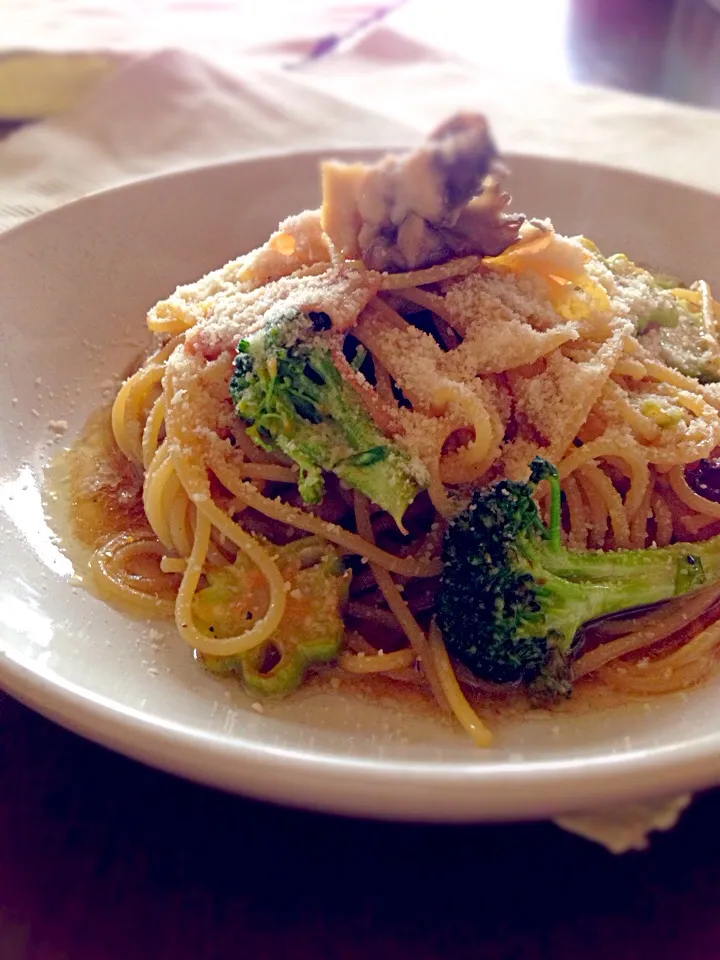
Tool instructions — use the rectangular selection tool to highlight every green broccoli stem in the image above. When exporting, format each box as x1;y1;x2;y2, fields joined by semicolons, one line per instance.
539;539;720;591
546;462;562;552
303;348;420;527
535;456;718;599
306;349;382;452
231;317;423;528
533;562;705;657
528;458;717;655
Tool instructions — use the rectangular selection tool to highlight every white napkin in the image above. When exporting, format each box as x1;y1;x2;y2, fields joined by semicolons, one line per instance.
0;50;414;232
0;1;386;120
555;795;693;854
0;45;711;851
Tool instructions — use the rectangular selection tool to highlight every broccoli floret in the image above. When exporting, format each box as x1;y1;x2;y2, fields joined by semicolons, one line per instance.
437;457;720;702
229;306;424;528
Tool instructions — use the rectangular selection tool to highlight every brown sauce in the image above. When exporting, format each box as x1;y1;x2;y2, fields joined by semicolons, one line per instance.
44;406;149;579
307;658;638;729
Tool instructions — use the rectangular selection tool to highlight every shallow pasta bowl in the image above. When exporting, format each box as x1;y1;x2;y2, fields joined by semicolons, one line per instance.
1;148;720;822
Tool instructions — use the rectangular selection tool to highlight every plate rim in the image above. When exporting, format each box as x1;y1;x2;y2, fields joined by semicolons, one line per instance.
2;147;720;822
1;144;719;254
3;643;720;821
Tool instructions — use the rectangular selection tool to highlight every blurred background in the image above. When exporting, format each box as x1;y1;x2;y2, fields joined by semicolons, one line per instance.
2;0;720;130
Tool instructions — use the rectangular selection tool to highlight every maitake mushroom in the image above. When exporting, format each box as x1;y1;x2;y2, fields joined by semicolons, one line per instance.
321;113;525;273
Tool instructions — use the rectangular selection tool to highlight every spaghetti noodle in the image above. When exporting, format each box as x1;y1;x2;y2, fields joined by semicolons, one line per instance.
58;115;720;746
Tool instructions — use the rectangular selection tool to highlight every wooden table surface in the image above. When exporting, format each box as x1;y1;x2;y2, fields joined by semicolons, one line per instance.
3;693;720;960
5;1;720;957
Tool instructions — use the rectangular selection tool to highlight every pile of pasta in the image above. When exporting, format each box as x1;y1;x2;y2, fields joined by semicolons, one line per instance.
100;203;720;743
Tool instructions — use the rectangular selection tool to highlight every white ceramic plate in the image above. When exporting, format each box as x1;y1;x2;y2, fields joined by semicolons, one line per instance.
2;149;720;822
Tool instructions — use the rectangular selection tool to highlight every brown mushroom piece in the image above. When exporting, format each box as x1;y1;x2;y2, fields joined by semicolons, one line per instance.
321;113;525;273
